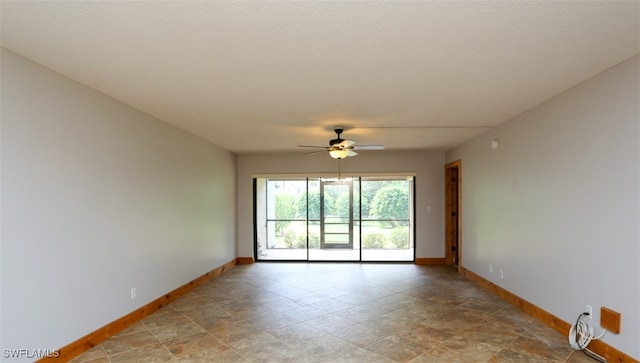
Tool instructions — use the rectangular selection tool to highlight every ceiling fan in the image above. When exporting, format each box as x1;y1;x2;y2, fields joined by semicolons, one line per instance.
298;128;384;159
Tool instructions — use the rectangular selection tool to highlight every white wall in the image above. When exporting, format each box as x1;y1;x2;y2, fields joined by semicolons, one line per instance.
446;55;639;358
0;49;237;361
237;151;445;259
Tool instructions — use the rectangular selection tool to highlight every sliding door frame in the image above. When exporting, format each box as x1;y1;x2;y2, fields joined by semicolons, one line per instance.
253;174;416;263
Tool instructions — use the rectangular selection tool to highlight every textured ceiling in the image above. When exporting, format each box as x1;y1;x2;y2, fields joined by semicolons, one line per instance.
1;1;638;154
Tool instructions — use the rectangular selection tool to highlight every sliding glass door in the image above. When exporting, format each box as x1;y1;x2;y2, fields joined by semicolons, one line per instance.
255;176;414;262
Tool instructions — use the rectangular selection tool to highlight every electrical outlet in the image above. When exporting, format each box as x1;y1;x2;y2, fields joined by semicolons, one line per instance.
131;288;137;300
499;269;504;279
585;304;593;319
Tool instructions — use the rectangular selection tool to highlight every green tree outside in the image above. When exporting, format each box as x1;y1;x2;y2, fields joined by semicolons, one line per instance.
370;185;409;226
275;194;296;233
335;192;351;219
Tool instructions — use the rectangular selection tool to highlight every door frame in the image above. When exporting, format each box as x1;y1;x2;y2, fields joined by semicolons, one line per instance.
445;160;462;272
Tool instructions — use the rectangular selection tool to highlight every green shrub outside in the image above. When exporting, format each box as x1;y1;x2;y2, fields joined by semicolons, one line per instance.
308;233;320;249
362;233;387;249
283;229;297;248
390;228;410;249
284;229;320;249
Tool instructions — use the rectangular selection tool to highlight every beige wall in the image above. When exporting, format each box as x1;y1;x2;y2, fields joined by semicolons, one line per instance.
237;150;446;259
1;49;237;359
447;55;639;358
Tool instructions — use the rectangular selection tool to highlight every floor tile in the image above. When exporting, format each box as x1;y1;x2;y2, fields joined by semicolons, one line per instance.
409;344;496;363
144;318;206;342
113;321;148;337
366;334;428;362
310;298;354;313
68;344;108;363
173;346;249;363
330;320;391;346
495;334;574;361
70;264;584;363
108;342;173;363
268;322;328;348
228;332;302;362
281;305;330;322
306;314;362;334
102;329;160;356
164;331;222;357
209;321;265;344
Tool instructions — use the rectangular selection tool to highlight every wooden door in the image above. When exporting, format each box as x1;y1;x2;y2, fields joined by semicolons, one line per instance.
445;161;461;268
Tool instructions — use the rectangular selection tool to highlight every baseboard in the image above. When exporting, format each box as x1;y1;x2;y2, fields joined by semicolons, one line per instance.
461;267;638;363
235;256;255;264
415;257;446;265
37;259;237;363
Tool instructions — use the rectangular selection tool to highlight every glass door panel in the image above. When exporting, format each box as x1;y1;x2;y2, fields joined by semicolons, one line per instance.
320;179;353;249
256;178;308;261
360;177;414;262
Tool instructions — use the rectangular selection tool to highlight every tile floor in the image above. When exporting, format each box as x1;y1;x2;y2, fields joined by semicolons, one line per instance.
71;263;595;362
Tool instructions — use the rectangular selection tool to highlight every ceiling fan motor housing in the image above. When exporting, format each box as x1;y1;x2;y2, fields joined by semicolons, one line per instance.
329;128;344;146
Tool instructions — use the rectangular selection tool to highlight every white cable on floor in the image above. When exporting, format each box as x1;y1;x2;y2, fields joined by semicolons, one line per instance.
568;312;607;362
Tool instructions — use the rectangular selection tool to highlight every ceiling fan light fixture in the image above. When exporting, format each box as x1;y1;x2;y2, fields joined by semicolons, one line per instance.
329;149;349;159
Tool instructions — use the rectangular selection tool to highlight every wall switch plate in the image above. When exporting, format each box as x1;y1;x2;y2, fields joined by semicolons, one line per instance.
130;288;136;300
490;264;493;273
499;269;504;279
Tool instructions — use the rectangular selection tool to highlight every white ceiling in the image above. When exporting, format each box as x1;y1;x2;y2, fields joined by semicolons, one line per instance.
1;1;638;154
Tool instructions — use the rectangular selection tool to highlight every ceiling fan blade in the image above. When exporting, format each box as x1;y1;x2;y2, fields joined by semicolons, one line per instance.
362;125;493;129
353;145;384;150
348;150;358;157
305;150;327;156
339;139;356;147
298;145;329;149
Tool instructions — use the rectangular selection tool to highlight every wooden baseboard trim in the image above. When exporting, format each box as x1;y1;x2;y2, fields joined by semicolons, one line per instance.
38;259;237;363
461;267;638;363
235;257;254;264
415;257;446;265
